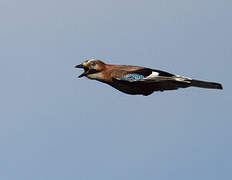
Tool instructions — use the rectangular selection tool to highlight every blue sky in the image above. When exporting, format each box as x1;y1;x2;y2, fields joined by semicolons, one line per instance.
0;0;231;179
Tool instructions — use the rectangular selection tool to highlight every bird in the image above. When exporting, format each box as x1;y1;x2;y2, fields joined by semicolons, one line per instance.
75;59;223;96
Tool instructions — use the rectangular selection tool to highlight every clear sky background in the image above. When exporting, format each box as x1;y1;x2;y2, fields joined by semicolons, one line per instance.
0;0;231;179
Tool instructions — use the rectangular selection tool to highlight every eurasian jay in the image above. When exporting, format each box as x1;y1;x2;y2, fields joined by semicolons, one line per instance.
75;59;223;96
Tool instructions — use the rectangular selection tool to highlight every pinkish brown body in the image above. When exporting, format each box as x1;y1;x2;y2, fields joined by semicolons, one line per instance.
75;59;223;96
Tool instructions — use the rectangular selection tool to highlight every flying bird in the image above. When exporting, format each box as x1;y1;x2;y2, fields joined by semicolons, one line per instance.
75;59;223;96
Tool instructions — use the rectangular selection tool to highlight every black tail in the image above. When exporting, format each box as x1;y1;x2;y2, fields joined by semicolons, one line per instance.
190;79;223;90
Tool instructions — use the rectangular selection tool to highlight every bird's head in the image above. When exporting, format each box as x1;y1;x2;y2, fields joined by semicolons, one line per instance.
75;59;105;79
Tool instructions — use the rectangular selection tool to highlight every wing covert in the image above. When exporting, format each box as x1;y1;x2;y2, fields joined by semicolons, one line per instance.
119;73;145;82
114;68;175;82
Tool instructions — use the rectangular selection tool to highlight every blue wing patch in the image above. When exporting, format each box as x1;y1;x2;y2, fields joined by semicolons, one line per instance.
119;73;145;82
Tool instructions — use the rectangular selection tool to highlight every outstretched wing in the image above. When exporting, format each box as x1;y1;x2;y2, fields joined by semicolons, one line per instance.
111;68;191;95
115;68;175;82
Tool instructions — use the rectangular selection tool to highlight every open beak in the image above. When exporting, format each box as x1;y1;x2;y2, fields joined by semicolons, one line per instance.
75;64;89;78
75;64;84;68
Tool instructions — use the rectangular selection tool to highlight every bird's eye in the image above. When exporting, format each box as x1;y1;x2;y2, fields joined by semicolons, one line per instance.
90;61;97;66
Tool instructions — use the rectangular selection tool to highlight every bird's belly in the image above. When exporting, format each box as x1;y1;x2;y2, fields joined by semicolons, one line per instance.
108;81;153;96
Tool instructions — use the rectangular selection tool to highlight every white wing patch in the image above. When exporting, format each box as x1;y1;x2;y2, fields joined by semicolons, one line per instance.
143;71;159;79
174;75;192;83
141;71;173;82
140;72;193;83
